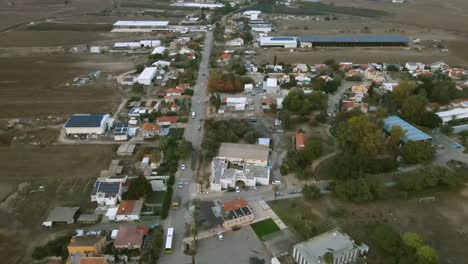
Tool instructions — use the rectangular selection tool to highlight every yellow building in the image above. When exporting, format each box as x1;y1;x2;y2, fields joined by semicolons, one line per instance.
67;235;106;256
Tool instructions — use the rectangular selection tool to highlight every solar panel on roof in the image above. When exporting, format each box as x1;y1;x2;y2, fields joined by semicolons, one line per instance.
97;182;121;196
65;114;105;128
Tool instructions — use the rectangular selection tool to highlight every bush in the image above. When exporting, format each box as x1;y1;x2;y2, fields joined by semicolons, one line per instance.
303;184;321;200
401;141;434;164
395;166;466;193
331;176;385;203
32;233;73;260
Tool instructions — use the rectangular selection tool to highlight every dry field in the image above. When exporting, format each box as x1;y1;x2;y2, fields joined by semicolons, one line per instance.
0;144;116;264
0;53;143;118
270;190;468;264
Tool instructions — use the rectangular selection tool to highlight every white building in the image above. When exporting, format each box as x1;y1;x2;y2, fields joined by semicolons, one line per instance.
264;78;280;94
137;67;158;85
250;24;272;33
114;42;141;49
226;97;247;111
259;36;297;48
112;21;170;32
140;40;161;48
152;60;171;67
151;46;167;55
114;200;143;222
293;228;369;264
436;108;468;124
64;114;110;135
382;82;398;92
91;180;124;207
405;62;425;71
226;38;244;47
243;10;262;20
244;84;254;93
211;143;270;191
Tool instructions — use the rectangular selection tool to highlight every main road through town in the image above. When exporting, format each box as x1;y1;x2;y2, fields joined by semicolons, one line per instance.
159;28;213;264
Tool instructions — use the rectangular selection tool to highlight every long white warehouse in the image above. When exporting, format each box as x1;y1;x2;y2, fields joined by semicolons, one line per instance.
259;36;298;48
65;114;110;135
436;108;468;124
112;21;170;32
137;67;158;85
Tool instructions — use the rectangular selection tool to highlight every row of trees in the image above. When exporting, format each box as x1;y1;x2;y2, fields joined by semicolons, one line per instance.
208;71;252;93
396;166;466;192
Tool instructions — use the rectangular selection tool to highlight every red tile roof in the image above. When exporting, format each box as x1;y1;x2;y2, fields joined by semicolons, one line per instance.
140;122;161;132
156;116;178;124
166;88;185;94
223;199;248;211
114;226;145;249
296;132;305;150
220;53;232;60
117;200;137;216
80;257;107;264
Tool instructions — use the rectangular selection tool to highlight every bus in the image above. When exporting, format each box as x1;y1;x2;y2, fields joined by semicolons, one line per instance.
165;227;174;253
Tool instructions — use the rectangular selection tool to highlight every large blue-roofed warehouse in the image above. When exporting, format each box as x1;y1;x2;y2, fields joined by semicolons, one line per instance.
383;116;432;144
298;36;410;47
64;114;111;135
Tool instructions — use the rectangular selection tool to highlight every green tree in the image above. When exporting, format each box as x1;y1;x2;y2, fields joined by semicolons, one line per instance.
392;80;416;107
402;232;424;250
303;138;322;161
303;184;321;200
126;176;152;199
401;141;434;164
177;139;193;159
243;130;258;144
440;124;453;135
323;252;333;264
337;116;384;157
279;109;292;129
401;95;428;125
417;245;439;264
390;125;405;146
132;83;144;94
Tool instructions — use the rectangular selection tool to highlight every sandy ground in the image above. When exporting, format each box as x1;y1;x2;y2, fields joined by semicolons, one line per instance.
0;144;116;264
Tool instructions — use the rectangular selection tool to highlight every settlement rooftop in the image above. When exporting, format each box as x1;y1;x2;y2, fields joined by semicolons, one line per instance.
217;143;269;161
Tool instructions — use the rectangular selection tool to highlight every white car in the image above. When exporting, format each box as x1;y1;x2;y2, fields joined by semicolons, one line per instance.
235;186;240;193
217;232;224;240
181;164;186;170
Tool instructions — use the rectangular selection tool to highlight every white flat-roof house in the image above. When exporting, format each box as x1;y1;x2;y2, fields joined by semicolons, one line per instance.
226;38;244;47
226;97;247;111
264;78;280;94
151;46;167;55
137;67;158;85
259;36;297;48
293;228;369;264
243;10;262;20
250;24;272;33
211;143;270;191
112;21;170;32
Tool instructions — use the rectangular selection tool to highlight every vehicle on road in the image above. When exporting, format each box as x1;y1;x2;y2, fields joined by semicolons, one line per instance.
217;232;224;240
150;223;161;229
191;111;196;119
172;201;179;209
198;124;202;130
235;186;240;193
165;228;174;253
276;129;284;133
181;163;186;170
275;191;284;196
249;117;257;122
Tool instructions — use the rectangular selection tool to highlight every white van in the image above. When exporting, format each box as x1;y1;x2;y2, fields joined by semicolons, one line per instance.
191;112;196;119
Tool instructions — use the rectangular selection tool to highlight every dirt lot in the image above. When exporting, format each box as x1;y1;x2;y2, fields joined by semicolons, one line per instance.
0;53;144;118
269;189;468;264
0;144;116;264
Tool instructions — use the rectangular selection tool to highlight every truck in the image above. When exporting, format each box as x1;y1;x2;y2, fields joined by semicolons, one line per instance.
191;111;196;119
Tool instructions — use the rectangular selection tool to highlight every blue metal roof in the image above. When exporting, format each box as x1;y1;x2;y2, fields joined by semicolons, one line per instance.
270;37;296;41
383;116;432;143
65;114;105;128
114;126;128;136
299;36;410;43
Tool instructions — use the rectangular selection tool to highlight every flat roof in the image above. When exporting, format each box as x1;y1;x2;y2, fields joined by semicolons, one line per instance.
65;114;106;128
299;35;410;43
383;115;432;143
46;206;80;223
138;67;158;80
113;21;169;27
217;143;269;161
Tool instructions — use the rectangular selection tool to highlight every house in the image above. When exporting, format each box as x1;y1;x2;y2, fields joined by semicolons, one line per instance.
170;103;180;112
113;124;128;141
42;207;80;227
341;99;356;112
345;70;362;79
211;143;270;191
264;78;280;94
448;68;467;80
225;97;247;111
140;122;161;138
114;226;148;250
382;82;398;92
430;61;448;71
65;114;111;135
226;38;244;47
242;10;261;20
179;47;195;55
90;180;123;207
115;200;144;222
67;235;106;255
364;68;385;82
450;98;468;108
295;132;305;151
293;228;369;264
137;67;157;85
351;84;368;94
292;64;308;73
405;62;425;71
339;62;353;71
151;46;167;55
152;60;171;67
257;138;270;146
244;84;254;93
221;199;255;229
156;116;178;126
219;53;232;63
166;88;185;96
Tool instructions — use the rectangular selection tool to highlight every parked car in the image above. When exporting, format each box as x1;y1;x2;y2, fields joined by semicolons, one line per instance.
235;186;241;193
181;164;186;170
217;232;224;240
275;191;284;196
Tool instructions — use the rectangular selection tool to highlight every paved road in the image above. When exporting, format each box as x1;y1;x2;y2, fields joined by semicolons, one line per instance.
159;28;213;264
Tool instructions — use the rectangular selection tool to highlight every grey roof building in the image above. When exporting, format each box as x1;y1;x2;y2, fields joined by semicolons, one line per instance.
217;143;269;162
45;206;80;224
293;228;369;264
